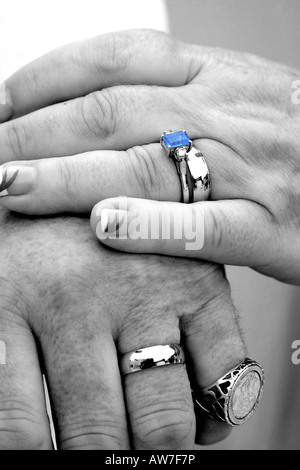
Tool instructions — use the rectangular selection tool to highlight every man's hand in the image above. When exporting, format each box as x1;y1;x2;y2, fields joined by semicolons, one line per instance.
0;207;245;449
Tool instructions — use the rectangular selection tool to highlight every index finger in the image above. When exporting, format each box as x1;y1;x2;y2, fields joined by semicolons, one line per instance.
5;29;201;118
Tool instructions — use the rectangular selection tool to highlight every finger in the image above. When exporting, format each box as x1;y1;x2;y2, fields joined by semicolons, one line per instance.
117;292;196;449
0;146;180;214
5;30;201;119
117;257;246;448
179;267;247;445
0;299;52;449
91;197;279;271
0;140;248;214
36;304;130;450
0;84;218;163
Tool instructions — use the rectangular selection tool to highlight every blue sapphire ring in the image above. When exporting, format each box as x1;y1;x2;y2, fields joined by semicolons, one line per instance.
160;130;211;203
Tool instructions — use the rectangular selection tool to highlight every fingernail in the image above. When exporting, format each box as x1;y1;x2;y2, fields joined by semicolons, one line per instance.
0;166;35;197
0;82;14;122
96;209;128;239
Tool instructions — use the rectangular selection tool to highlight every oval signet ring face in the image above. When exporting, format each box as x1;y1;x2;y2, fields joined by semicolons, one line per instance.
194;358;265;426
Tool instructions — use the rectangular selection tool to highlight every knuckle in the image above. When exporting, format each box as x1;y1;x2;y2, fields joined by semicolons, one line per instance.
204;204;224;252
82;31;133;76
56;158;80;206
183;263;230;315
6;121;30;159
264;165;299;221
0;399;49;450
60;422;127;450
23;63;41;101
81;29;172;78
37;250;100;320
79;88;120;140
125;145;163;198
135;29;174;53
132;406;194;450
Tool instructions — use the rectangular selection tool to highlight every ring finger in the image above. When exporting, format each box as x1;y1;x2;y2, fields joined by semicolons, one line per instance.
0;139;251;214
117;259;247;449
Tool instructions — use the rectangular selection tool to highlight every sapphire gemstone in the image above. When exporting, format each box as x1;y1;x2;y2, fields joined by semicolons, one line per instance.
162;131;190;149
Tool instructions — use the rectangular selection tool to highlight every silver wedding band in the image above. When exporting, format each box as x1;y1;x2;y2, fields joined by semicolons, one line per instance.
120;344;185;375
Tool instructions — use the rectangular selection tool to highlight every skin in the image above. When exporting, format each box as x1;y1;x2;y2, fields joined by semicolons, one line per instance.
0;28;291;449
0;29;299;283
0;207;245;450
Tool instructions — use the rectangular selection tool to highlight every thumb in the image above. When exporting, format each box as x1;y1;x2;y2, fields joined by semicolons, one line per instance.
90;197;278;268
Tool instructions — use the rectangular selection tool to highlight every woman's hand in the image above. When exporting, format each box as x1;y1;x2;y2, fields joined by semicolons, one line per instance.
0;29;299;284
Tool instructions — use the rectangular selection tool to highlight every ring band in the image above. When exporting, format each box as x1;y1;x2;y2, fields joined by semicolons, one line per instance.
160;130;211;203
193;358;265;426
120;344;185;375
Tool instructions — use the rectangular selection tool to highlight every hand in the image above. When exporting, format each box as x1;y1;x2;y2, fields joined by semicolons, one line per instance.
0;207;246;449
0;30;299;284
